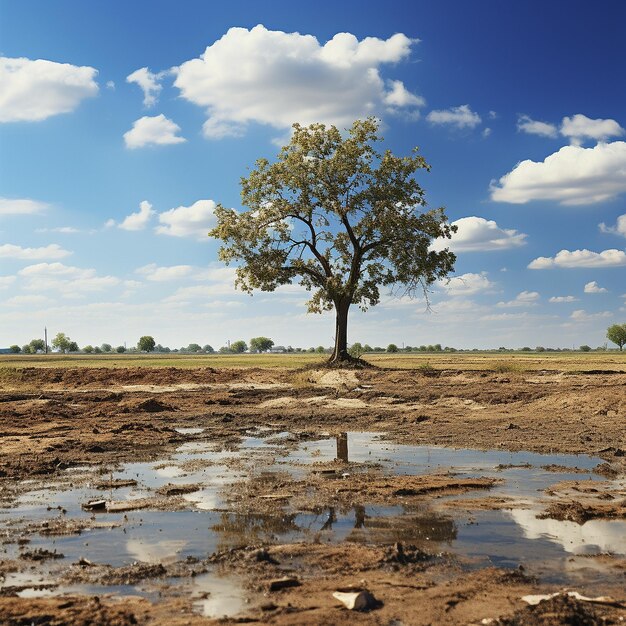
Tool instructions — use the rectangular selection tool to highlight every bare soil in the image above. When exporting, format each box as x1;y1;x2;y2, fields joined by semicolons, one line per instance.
0;366;624;624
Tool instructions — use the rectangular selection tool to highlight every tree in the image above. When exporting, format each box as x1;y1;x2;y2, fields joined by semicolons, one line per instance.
29;338;45;353
83;345;94;354
211;118;456;364
387;343;398;353
52;332;72;353
349;342;364;358
21;345;31;354
607;323;626;351
579;344;591;352
202;344;214;353
101;343;112;353
68;341;79;352
137;336;156;352
187;343;202;352
116;345;126;353
9;345;20;353
250;337;274;352
230;340;247;353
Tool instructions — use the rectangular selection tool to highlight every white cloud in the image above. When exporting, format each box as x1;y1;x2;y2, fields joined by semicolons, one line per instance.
17;262;120;296
482;127;492;138
570;309;612;322
549;295;578;303
441;272;494;295
0;197;49;216
0;57;98;122
0;243;71;260
497;290;540;308
431;216;527;252
491;141;626;205
560;114;624;145
6;294;50;306
163;266;239;301
111;200;155;231
0;275;16;289
173;25;423;138
517;115;557;138
584;281;607;293
156;200;217;239
106;80;115;90
126;67;164;107
35;226;81;234
599;213;626;238
136;263;195;281
426;104;481;129
528;248;626;269
123;114;186;148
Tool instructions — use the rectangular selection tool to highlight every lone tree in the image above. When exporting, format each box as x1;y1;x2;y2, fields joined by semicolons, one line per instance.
250;336;274;352
51;332;72;353
607;323;626;351
211;118;456;364
137;336;156;352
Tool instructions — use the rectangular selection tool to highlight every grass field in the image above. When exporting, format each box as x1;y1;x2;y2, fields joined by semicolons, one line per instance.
1;351;624;372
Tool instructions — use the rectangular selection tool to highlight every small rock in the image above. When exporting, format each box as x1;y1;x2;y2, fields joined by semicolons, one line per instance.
268;576;300;591
333;589;381;611
81;499;106;511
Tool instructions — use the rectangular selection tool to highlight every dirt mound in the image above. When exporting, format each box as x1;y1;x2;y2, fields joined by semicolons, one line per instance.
497;594;603;625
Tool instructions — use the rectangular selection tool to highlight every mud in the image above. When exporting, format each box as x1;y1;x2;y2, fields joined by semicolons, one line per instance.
0;366;625;624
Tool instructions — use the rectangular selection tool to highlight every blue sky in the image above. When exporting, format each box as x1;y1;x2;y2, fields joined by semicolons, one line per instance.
1;0;625;350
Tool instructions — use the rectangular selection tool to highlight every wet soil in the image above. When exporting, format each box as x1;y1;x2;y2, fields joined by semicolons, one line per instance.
0;366;625;624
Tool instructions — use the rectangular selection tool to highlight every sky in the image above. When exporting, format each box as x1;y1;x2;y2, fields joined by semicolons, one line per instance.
1;0;625;350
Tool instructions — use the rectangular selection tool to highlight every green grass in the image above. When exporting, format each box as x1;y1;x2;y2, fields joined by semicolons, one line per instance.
0;351;624;372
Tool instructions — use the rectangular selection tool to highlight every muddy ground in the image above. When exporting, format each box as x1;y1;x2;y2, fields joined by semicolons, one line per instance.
0;366;624;625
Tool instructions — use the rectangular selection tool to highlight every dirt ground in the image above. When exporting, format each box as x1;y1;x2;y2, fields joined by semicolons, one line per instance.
0;365;624;624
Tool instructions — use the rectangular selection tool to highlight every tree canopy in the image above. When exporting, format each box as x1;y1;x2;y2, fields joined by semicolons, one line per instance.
137;336;156;352
52;332;72;353
607;323;626;351
211;118;456;363
250;336;274;352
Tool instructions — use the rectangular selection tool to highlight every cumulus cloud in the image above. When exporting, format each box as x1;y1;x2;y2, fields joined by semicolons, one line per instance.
431;216;527;252
528;248;626;269
123;114;186;148
599;213;626;238
584;281;607;293
496;290;540;308
570;309;612;322
136;263;195;281
126;67;165;107
108;200;155;231
0;243;71;260
441;272;494;295
156;200;217;239
173;25;423;138
560;114;624;145
549;295;578;303
491;141;626;205
517;115;558;138
17;262;119;295
0;197;49;216
426;104;481;129
0;57;98;122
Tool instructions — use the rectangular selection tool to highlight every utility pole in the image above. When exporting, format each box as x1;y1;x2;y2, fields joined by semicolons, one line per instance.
44;327;48;354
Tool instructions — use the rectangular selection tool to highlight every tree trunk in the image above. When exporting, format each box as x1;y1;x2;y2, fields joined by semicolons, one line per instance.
329;299;352;363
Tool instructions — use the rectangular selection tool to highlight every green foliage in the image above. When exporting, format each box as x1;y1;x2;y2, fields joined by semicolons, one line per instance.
579;345;591;352
51;332;72;353
210;118;456;362
101;343;112;353
362;344;372;353
29;339;46;353
83;345;94;354
202;344;214;353
116;345;126;353
68;341;79;352
250;337;274;352
606;324;626;350
187;343;202;352
137;336;156;352
349;342;363;358
21;345;32;354
9;345;21;353
230;340;247;353
386;343;399;353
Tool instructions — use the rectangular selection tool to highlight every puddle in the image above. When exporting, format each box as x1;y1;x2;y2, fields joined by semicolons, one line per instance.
1;431;623;615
